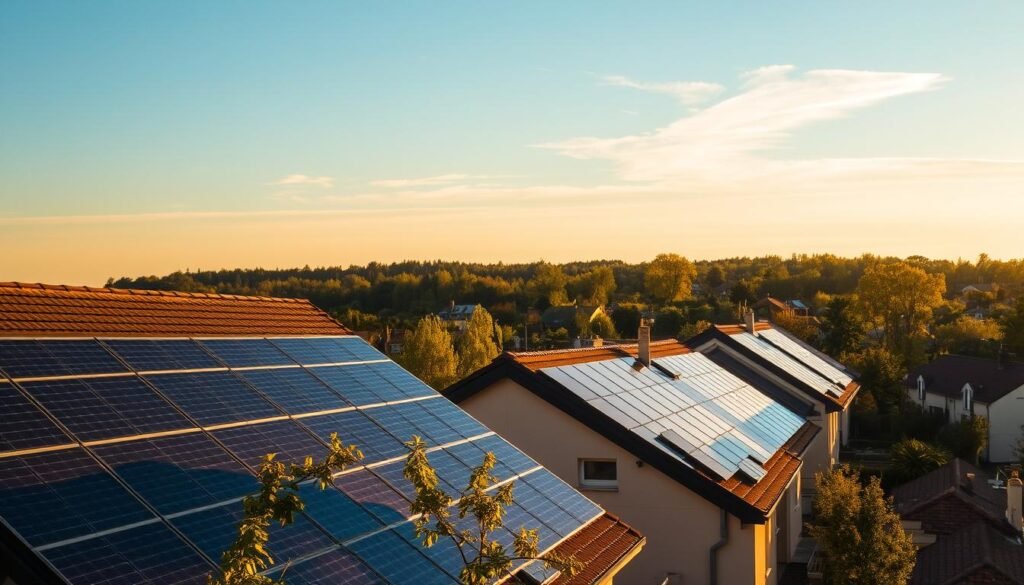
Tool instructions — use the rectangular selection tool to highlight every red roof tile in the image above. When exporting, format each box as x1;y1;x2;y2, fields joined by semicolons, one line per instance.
546;513;645;585
0;282;350;337
508;339;690;371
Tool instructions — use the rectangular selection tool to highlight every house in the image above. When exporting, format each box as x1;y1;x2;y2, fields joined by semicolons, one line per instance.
892;458;1023;584
907;354;1024;462
380;326;411;356
446;325;820;585
541;304;605;333
437;302;477;331
0;282;643;585
685;311;860;505
963;283;999;296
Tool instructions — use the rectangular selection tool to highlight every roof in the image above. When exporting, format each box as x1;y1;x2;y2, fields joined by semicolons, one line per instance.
541;513;645;585
0;282;349;337
963;283;998;293
911;521;1024;585
447;344;819;524
754;296;791;312
541;305;586;328
908;354;1024;405
438;304;477;319
892;458;1018;535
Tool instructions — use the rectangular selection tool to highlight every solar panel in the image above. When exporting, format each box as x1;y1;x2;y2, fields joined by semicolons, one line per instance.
521;469;603;523
280;547;384;585
24;377;192;442
473;435;538;475
92;433;257;515
144;371;281;426
103;339;223;372
236;367;351;413
211;420;328;470
306;364;392;406
335;468;411;525
443;439;516;482
0;339;127;379
426;449;473;494
0;448;154;547
758;328;853;386
42;521;212;585
334;336;388;362
300;484;383;542
731;333;841;396
418;396;490;439
0;382;74;452
196;338;295;368
365;361;437;400
298;410;408;463
347;529;457;585
270;337;361;365
392;521;464;580
511;480;579;537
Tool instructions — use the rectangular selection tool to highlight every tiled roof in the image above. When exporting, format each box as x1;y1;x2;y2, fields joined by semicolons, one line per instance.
545;513;645;585
0;282;349;336
907;354;1024;405
719;421;817;513
911;521;1024;585
508;339;689;371
892;458;1016;534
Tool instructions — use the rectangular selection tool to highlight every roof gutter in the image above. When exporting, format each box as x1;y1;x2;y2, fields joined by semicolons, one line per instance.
709;508;729;585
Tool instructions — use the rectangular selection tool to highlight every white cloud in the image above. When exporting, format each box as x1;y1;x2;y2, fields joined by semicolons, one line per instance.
272;174;335;188
603;75;725;106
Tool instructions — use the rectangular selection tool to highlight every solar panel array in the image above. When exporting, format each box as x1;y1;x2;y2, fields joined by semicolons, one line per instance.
541;352;805;482
730;332;844;397
0;336;602;585
755;329;854;387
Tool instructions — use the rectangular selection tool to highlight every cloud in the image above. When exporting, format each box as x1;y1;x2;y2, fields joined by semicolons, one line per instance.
602;75;725;106
272;174;335;188
370;173;510;188
544;66;951;182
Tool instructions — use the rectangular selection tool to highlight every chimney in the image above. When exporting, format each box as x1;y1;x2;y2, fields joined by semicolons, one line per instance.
637;321;651;367
1009;470;1023;534
964;472;975;494
744;308;756;335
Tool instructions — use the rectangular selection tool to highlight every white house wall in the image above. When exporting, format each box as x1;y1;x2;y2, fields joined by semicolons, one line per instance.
989;385;1024;462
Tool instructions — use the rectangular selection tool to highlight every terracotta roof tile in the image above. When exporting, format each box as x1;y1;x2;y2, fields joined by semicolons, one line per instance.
0;282;349;337
545;513;645;585
911;521;1024;585
717;421;817;512
508;339;690;371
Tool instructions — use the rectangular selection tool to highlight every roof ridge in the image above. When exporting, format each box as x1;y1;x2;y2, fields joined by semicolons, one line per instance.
0;281;311;304
507;338;682;358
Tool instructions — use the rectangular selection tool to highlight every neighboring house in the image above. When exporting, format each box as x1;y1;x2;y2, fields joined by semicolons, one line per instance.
380;326;411;356
967;306;992;321
0;282;643;585
892;458;1024;585
437;303;477;331
446;328;819;585
963;283;999;296
907;354;1024;462
541;304;605;332
754;296;793;321
685;312;860;505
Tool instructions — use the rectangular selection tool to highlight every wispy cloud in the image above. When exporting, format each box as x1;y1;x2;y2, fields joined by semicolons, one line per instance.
602;74;725;106
272;174;335;188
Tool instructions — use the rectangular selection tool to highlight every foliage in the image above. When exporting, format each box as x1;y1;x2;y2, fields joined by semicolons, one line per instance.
1001;297;1024;358
567;267;617;306
704;265;725;289
842;347;906;414
887;439;950;485
811;465;917;585
772;310;820;345
403;437;580;585
934;316;1003;357
855;262;945;362
938;416;989;465
610;305;642;338
527;262;568;308
457;306;501;378
652;307;686;338
643;253;696;305
820;297;865;356
678;320;712;340
400;315;459;390
729;280;757;305
209;434;363;585
588;312;619;338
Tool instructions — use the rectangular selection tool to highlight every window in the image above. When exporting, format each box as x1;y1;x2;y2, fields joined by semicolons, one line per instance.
579;459;617;490
962;383;973;414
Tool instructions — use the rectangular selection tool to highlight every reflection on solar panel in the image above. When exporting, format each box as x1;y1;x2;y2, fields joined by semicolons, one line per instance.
0;335;604;584
543;352;805;481
757;329;853;387
731;332;842;396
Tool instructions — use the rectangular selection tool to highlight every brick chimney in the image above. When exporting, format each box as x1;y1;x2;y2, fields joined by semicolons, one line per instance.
637;321;651;368
744;308;756;335
1009;470;1023;534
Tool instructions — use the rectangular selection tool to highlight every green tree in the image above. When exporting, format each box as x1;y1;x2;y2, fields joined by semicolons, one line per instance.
652;307;686;338
588;312;619;338
704;265;725;290
457;306;501;377
678;320;712;340
610;305;642;338
843;347;906;414
772;310;820;345
934;316;1003;357
938;416;989;465
855;262;945;361
568;267;617;306
1000;297;1024;357
820;297;865;356
729;280;757;305
888;439;950;485
811;465;917;585
400;315;458;390
527;262;569;307
643;253;697;305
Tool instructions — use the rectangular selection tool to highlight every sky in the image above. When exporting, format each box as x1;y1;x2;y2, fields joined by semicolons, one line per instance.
2;1;1023;285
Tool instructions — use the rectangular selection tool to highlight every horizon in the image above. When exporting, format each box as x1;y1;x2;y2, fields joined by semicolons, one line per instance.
2;2;1023;285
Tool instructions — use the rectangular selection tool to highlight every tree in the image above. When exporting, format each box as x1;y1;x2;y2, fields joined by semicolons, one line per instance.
1000;297;1024;358
934;316;1003;357
400;315;458;390
404;437;580;584
842;347;906;414
938;416;989;465
704;265;725;290
610;305;642;338
588;312;619;338
568;267;616;306
820;297;865;356
888;439;950;485
772;310;820;345
527;262;568;307
457;307;501;377
811;465;917;585
729;280;757;305
643;254;696;305
678;320;712;340
855;262;945;361
652;307;686;338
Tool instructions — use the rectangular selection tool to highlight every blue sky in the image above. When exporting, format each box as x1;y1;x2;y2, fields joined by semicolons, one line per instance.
2;1;1023;284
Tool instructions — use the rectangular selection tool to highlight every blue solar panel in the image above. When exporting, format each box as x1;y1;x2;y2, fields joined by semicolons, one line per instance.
144;371;281;426
334;337;387;362
369;461;421;502
170;502;334;566
0;448;154;547
25;377;192;442
0;339;127;379
502;501;560;551
391;400;464;445
419;397;491;439
92;433;257;515
510;480;579;537
103;339;223;372
269;337;361;365
335;469;411;525
236;367;350;413
281;547;384;585
347;529;457;585
392;521;464;580
0;382;73;452
196;338;295;368
43;521;212;585
212;420;328;470
300;484;383;542
306;365;391;406
474;435;538;475
426;449;473;494
365;361;437;399
443;439;515;482
363;405;434;448
298;410;408;463
522;469;602;523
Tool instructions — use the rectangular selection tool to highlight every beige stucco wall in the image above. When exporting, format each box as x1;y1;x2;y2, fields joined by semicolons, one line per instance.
460;377;790;585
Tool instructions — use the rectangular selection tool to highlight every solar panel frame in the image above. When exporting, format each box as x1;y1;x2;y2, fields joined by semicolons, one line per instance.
334;468;412;526
297;410;408;464
346;529;457;585
758;328;853;386
278;546;384;585
211;420;329;470
305;365;392;406
235;367;351;414
731;333;839;396
299;484;383;542
269;337;361;365
195;338;296;368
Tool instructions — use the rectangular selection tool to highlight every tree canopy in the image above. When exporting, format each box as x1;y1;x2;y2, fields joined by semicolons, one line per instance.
856;262;945;362
643;253;696;305
457;306;501;377
400;315;459;390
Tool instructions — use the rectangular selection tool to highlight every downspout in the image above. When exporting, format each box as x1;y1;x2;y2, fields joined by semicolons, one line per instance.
709;508;729;585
